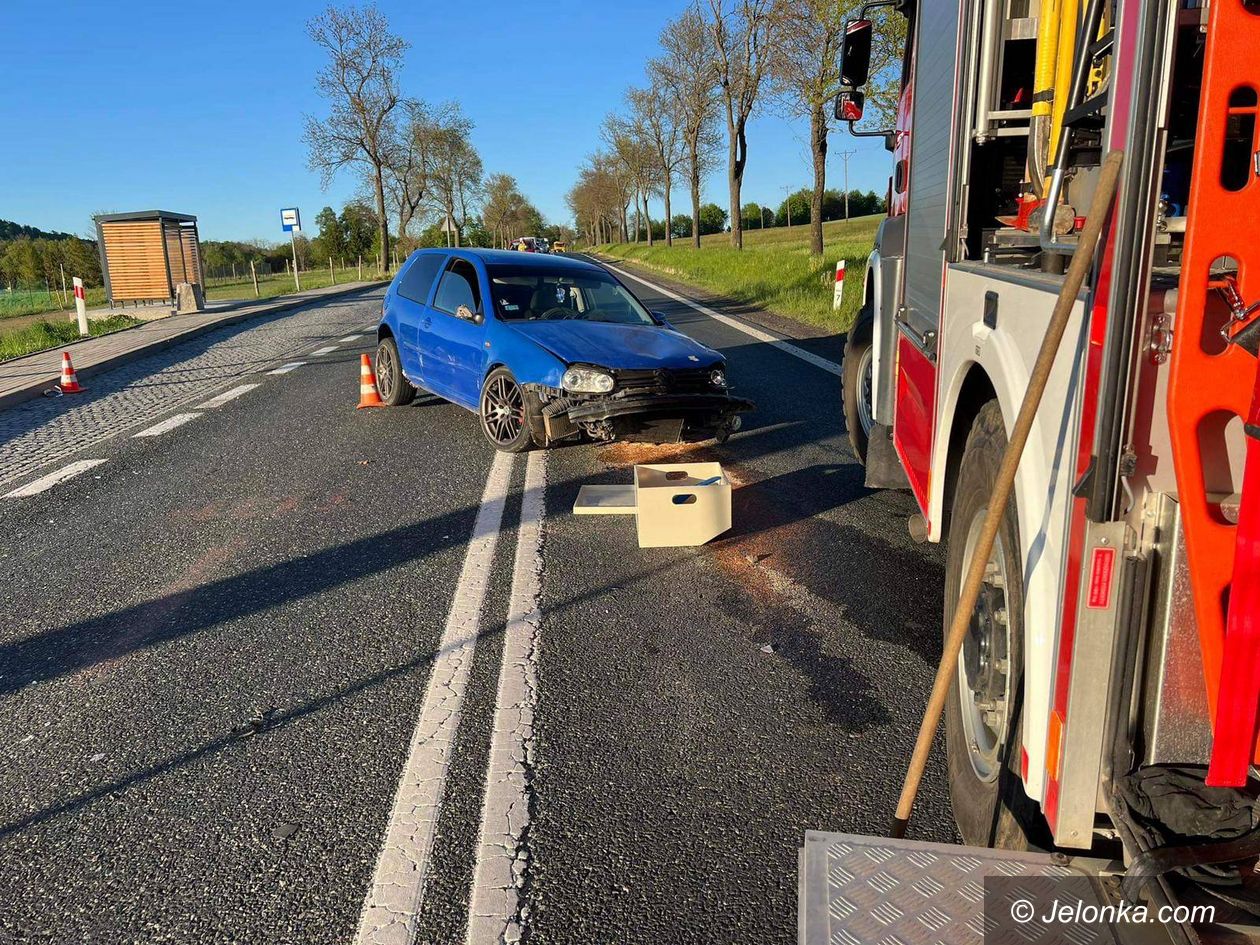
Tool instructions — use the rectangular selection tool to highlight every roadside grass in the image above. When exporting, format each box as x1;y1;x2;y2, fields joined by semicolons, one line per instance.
596;214;881;333
1;267;386;321
202;267;385;303
0;267;387;362
1;286;109;320
0;314;141;362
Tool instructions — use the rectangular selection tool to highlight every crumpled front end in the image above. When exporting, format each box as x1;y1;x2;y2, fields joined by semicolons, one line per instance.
525;365;754;445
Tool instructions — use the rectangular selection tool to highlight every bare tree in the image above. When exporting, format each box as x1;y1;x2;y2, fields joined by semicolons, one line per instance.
654;5;722;248
707;0;775;249
628;83;685;247
483;173;524;248
304;5;408;273
382;99;434;248
770;0;903;255
423;103;483;247
604;114;660;246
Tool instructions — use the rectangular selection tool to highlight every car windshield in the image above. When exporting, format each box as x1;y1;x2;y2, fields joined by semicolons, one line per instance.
487;265;656;325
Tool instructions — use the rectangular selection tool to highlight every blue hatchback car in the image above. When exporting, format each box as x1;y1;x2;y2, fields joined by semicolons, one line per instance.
374;249;753;452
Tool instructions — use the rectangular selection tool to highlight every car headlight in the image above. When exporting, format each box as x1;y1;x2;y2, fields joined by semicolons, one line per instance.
562;366;614;394
710;368;728;388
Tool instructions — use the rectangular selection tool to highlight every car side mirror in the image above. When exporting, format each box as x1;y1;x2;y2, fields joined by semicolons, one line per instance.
834;88;866;123
839;19;873;87
456;304;482;324
651;310;674;329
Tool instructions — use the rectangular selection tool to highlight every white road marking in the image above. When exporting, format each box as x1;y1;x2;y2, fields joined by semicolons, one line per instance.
603;262;843;377
339;334;363;343
466;451;546;945
267;361;307;375
3;459;108;498
355;451;516;945
197;383;259;409
311;345;339;356
132;413;199;438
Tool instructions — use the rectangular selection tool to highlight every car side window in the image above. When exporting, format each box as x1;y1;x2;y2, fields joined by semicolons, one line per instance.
397;254;445;304
433;259;482;315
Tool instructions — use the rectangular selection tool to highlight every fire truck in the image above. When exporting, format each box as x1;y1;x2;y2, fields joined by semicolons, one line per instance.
799;0;1260;942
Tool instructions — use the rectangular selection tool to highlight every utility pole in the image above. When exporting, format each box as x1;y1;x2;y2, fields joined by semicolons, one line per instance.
837;149;858;220
782;185;793;228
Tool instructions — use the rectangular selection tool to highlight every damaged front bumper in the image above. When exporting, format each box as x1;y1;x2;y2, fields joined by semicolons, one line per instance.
530;388;755;445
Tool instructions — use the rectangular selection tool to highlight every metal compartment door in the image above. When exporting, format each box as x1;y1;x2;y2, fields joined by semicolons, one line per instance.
893;0;964;514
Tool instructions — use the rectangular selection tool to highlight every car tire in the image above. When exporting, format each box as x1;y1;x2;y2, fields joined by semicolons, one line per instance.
375;336;416;407
479;367;539;453
943;400;1048;850
842;304;876;466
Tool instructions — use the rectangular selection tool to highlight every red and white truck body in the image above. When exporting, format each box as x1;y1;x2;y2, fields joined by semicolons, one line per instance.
842;0;1259;867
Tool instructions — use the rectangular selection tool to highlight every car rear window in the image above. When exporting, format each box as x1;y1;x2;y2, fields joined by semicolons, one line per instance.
397;254;445;304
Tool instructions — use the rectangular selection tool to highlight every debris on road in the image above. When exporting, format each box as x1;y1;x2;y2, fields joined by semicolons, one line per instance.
271;822;300;841
573;462;732;548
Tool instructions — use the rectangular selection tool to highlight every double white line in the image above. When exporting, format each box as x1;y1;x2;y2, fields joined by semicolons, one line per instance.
356;450;547;945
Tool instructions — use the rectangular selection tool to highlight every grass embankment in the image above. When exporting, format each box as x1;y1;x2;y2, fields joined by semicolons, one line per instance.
597;214;881;333
0;315;141;362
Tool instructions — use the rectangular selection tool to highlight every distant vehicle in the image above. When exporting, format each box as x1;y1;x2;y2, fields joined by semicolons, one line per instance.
375;249;753;451
552;240;569;254
511;237;540;253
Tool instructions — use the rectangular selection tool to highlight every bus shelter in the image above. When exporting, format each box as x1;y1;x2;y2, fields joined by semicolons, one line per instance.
94;210;203;305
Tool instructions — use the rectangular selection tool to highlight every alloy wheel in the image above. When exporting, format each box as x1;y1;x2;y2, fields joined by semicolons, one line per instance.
376;345;395;401
481;374;525;445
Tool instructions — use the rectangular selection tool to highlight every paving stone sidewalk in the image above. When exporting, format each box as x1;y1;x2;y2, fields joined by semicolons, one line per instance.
0;288;383;487
0;281;385;410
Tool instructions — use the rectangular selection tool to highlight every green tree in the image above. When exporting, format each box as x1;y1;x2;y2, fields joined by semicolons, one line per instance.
312;205;347;264
340;201;378;261
1;238;40;286
740;201;765;230
775;188;813;227
670;213;693;239
697;202;727;236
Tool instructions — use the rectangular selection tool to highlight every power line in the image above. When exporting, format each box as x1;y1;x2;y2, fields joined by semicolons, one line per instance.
836;149;858;220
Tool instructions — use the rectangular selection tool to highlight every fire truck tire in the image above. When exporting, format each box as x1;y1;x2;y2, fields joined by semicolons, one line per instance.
842;304;875;465
944;400;1048;850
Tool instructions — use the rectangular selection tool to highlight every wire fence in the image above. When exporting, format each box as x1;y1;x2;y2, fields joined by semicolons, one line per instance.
1;279;103;318
203;256;381;290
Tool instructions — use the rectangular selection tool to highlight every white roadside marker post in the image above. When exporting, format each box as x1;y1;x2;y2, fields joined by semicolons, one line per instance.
250;259;260;298
832;259;846;311
73;277;88;337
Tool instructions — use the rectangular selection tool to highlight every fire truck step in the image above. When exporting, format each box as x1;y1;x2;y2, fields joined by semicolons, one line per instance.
798;831;1120;945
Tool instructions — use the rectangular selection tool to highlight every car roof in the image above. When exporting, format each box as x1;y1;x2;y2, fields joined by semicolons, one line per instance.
412;247;602;273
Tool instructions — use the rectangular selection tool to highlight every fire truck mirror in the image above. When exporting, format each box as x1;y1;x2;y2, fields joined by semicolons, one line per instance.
835;89;866;124
840;19;873;88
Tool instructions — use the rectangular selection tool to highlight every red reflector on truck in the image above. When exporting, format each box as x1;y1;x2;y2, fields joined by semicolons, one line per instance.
1087;547;1116;609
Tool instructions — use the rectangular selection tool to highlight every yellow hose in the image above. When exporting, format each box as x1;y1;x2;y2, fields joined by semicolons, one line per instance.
1030;0;1062;196
1032;0;1060;121
1047;0;1080;169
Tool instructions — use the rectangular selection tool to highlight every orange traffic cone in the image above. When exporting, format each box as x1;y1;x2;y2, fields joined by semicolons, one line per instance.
357;353;386;408
59;352;85;394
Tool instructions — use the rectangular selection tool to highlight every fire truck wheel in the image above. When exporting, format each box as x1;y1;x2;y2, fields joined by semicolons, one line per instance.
944;400;1047;850
842;304;875;465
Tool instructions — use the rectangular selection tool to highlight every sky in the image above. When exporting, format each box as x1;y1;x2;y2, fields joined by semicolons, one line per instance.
0;0;892;244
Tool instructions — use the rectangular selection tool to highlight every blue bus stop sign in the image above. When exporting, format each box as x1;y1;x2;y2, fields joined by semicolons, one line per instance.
281;208;301;233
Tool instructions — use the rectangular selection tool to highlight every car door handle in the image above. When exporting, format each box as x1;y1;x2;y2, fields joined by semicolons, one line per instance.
422;317;431;330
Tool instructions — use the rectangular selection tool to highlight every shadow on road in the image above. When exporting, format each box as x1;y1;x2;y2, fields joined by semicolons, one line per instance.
0;499;479;700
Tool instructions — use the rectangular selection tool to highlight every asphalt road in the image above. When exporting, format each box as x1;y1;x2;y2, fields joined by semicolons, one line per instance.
0;270;953;945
